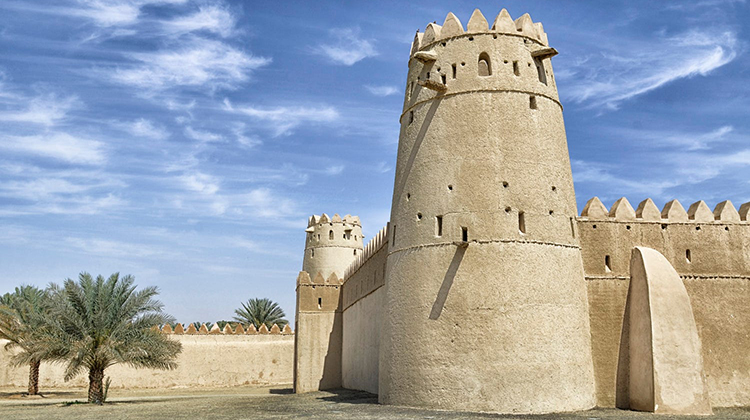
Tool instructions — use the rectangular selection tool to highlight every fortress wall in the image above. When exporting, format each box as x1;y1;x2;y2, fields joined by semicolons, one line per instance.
578;198;750;407
0;334;294;389
341;226;388;394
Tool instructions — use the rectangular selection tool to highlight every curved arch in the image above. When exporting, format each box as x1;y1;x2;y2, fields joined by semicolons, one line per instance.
478;52;492;76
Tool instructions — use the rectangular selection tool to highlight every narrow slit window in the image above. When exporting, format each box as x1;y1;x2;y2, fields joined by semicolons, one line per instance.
518;211;526;234
408;111;414;125
354;249;357;256
686;249;692;263
391;224;396;247
529;96;537;109
317;297;322;309
311;249;314;257
461;227;468;242
478;52;492;76
441;74;447;84
513;61;520;76
605;255;612;272
570;217;576;238
534;58;547;85
452;64;457;79
436;215;443;237
329;230;334;240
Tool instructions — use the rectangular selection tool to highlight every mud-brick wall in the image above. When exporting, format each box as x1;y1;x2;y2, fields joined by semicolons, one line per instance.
341;228;388;395
579;213;750;408
0;334;294;389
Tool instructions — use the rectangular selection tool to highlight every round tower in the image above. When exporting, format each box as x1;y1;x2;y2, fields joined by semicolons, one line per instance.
302;213;363;279
379;9;596;414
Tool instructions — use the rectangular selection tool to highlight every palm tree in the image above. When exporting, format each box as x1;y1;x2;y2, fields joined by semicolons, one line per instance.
36;272;181;404
0;285;49;395
233;298;288;329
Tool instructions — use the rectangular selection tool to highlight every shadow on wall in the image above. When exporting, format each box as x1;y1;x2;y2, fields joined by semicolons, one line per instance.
318;301;343;390
430;245;466;320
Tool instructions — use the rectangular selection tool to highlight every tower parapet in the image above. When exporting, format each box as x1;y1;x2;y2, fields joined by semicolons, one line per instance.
302;213;363;280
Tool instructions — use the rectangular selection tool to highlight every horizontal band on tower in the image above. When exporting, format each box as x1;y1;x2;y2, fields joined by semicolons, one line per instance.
387;238;580;256
401;88;562;120
305;244;362;250
418;31;545;53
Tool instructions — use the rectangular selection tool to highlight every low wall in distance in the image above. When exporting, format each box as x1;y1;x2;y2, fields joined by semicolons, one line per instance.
0;334;295;389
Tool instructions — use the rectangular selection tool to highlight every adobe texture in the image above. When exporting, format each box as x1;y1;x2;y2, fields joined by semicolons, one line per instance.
379;9;596;414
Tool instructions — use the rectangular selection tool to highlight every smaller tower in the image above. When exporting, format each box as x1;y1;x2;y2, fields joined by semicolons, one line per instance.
302;213;364;279
295;213;363;393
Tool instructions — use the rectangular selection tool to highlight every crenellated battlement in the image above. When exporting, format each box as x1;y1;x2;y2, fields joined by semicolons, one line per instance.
308;213;361;227
296;270;343;286
580;197;750;223
411;9;548;54
153;323;293;335
343;225;388;280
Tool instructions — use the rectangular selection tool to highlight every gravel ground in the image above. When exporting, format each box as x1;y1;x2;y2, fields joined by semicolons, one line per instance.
2;386;750;420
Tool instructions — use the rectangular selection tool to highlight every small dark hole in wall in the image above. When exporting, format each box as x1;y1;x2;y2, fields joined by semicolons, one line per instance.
518;211;526;234
686;249;692;263
461;62;466;66
502;181;509;188
461;227;468;242
549;210;554;215
504;60;508;64
448;185;453;191
505;207;512;213
441;74;447;84
311;249;314;257
318;297;322;309
551;186;557;191
468;36;474;41
353;249;357;255
426;71;430;79
661;224;668;230
725;226;730;231
605;255;612;272
530;96;537;109
409;111;414;124
696;226;701;231
593;225;597;229
417;212;422;220
441;42;446;47
406;193;411;200
626;225;631;230
436;215;443;237
493;34;497;39
392;224;397;246
513;61;520;76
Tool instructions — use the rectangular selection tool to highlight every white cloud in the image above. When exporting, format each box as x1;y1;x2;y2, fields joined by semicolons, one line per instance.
365;85;399;97
179;172;220;195
232;123;262;148
118;118;170;140
65;0;189;27
184;126;223;142
0;93;79;125
561;29;738;109
324;165;345;175
223;98;339;136
612;125;734;151
110;38;271;91
0;132;106;165
65;237;176;258
161;5;236;37
314;28;377;66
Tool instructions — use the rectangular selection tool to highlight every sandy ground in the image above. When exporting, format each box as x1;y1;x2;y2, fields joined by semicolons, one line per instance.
2;386;750;419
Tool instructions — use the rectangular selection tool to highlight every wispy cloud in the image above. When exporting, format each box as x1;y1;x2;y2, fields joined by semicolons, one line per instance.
223;98;339;136
324;165;345;175
179;171;220;195
0;93;79;125
109;38;271;91
161;5;236;37
0;132;106;165
314;28;377;66
185;126;223;142
62;0;189;27
611;125;735;151
116;118;170;140
561;29;738;109
365;85;399;97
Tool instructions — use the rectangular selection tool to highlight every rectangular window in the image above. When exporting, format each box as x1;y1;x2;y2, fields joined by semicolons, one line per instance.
513;61;520;76
605;255;612;272
461;227;468;242
436;215;443;237
518;211;526;234
529;96;537;109
317;297;322;309
452;64;457;79
392;224;397;247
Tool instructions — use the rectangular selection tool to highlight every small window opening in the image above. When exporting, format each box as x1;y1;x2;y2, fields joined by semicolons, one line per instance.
549;210;554;215
626;225;631;230
311;249;314;257
529;96;537;109
535;58;547;85
436;215;443;237
447;185;453;191
441;74;446;84
426;71;430;79
551;186;557;191
605;255;612;272
406;193;411;200
329;230;334;240
461;227;468;242
317;234;320;240
345;231;351;240
661;224;668;230
593;224;597;229
505;206;511;213
502;181;509;188
686;249;692;263
391;224;397;246
355;235;358;240
452;64;457;79
408;111;414;124
513;61;520;76
354;249;357;256
417;212;423;221
725;226;730;231
468;36;474;41
478;52;492;76
518;211;526;234
317;297;322;309
696;226;701;231
461;62;465;66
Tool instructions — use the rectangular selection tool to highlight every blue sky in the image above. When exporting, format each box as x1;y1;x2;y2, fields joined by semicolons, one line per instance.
0;0;748;323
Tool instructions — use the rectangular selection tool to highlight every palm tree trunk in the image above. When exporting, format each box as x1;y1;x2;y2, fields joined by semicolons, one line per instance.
28;359;40;395
88;368;105;404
